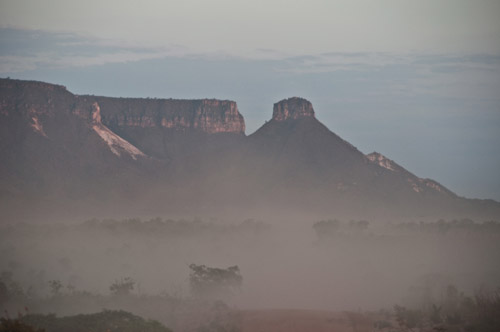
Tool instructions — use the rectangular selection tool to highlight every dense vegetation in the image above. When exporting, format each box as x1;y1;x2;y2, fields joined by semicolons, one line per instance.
312;218;500;239
0;316;45;332
393;288;500;332
19;310;171;332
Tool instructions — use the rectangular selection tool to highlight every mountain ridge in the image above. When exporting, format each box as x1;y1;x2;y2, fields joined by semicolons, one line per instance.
1;78;499;221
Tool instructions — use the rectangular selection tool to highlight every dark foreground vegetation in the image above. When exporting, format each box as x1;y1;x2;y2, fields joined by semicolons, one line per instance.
1;310;171;332
1;316;44;332
2;289;499;332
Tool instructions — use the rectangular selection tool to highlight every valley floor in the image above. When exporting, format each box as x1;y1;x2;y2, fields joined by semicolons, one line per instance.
232;309;381;332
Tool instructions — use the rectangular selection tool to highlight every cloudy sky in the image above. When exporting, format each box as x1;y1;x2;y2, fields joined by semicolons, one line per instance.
1;0;500;201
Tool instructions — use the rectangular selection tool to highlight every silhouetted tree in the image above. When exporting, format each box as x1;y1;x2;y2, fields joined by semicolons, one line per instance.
313;219;340;239
109;277;135;296
189;264;242;299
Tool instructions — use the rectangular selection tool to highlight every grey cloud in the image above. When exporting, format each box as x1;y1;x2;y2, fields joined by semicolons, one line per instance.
0;27;184;73
413;54;500;66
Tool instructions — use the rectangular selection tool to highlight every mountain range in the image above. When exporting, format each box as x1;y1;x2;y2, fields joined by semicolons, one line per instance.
1;78;499;221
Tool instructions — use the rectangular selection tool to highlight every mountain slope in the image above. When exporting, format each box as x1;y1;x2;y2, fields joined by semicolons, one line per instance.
0;79;154;219
225;97;498;219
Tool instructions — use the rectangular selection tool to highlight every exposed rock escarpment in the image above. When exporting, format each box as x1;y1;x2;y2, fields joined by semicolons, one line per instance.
366;152;400;172
0;79;245;136
0;79;72;121
85;96;245;135
366;152;457;197
1;78;246;161
71;96;246;159
272;97;315;121
87;102;145;160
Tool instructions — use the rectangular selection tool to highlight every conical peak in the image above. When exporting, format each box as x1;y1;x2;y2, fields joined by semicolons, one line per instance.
272;97;315;121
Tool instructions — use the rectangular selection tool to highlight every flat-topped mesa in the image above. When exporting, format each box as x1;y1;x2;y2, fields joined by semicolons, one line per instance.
272;97;315;121
190;99;245;134
86;97;245;135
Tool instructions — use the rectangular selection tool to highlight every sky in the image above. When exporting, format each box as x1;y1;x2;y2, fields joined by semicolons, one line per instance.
1;0;500;202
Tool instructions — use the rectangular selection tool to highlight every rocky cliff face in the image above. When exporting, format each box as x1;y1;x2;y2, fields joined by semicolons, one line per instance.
272;97;315;121
1;78;246;162
73;96;246;160
0;79;72;121
0;77;246;138
85;102;146;160
83;97;245;135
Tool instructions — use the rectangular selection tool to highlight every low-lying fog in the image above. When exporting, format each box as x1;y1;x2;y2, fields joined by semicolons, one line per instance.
1;217;499;313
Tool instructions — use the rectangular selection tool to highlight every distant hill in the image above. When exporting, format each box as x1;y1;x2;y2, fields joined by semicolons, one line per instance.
1;78;499;221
